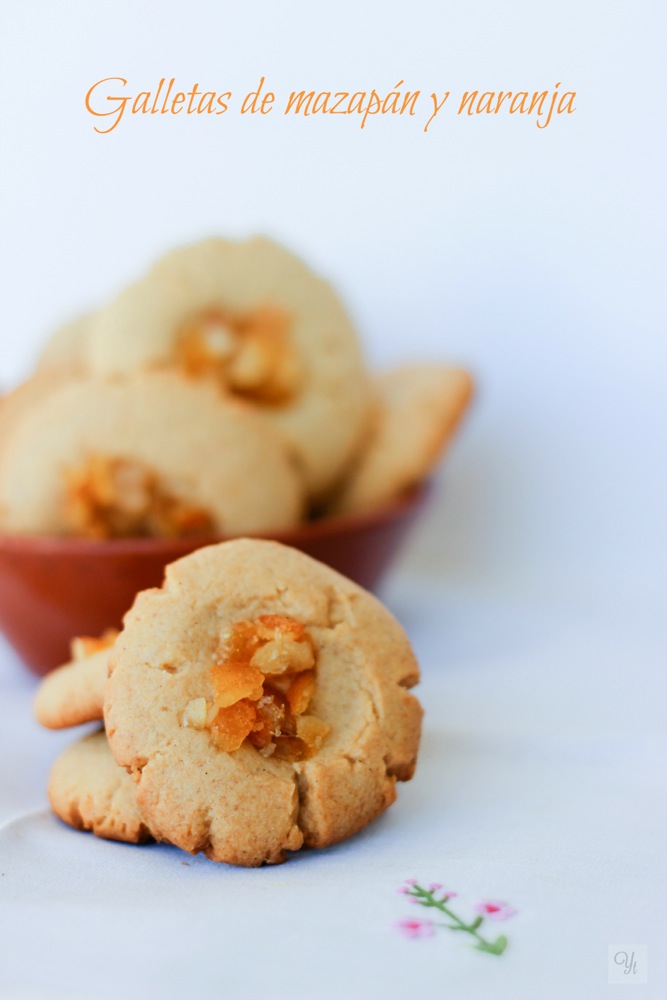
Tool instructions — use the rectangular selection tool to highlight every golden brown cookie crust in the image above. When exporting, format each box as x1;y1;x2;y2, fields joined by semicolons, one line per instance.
105;539;422;866
48;730;153;844
332;364;474;514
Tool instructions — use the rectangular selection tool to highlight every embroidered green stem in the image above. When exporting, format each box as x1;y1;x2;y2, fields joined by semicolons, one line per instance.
406;884;509;955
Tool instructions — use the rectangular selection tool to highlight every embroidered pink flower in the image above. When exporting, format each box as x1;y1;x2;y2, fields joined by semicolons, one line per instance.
395;918;436;940
473;900;517;922
397;879;420;894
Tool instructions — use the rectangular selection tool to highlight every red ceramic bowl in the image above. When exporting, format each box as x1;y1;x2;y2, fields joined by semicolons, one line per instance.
0;484;431;676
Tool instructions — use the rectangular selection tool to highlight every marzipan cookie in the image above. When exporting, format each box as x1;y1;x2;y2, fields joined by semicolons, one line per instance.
48;730;153;844
87;237;372;500
332;364;474;514
34;632;115;730
105;539;422;866
0;370;303;537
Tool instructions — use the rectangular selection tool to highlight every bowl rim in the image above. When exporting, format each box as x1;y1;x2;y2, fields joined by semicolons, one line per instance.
0;481;433;555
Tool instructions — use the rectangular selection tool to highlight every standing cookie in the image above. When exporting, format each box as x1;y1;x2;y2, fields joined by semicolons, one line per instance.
34;632;115;730
332;363;474;514
87;237;372;499
105;539;422;866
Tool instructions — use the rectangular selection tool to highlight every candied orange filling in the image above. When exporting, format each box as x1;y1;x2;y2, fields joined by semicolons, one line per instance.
64;456;216;540
176;304;301;405
183;615;330;761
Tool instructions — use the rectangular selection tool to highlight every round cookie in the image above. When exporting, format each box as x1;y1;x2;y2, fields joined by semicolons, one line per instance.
48;730;152;843
332;363;474;514
87;237;372;500
105;539;422;867
0;370;303;537
34;634;115;730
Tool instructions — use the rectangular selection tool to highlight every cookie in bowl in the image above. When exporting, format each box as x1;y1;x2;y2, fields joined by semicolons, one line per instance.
331;363;474;514
0;370;303;538
103;539;422;866
0;369;72;462
86;237;373;500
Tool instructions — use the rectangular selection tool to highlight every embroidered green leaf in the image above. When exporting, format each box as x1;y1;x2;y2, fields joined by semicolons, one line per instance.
475;935;508;956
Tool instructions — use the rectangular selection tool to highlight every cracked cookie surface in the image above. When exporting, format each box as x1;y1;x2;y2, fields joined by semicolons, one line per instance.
105;539;422;866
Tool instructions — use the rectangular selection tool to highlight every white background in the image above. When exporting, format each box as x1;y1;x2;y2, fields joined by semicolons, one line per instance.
0;2;665;998
1;0;665;594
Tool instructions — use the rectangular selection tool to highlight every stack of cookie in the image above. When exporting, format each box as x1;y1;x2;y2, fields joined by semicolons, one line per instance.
35;539;423;866
0;236;473;539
